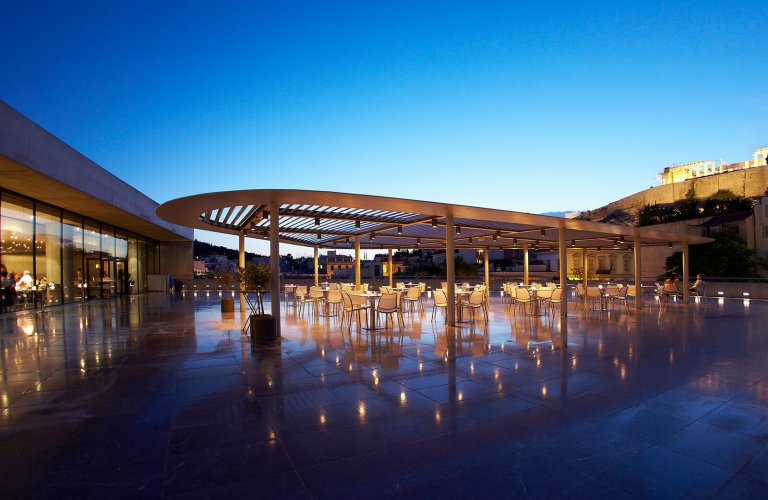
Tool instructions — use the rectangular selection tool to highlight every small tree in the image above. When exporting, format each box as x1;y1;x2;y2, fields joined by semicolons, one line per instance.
214;269;235;289
237;263;272;315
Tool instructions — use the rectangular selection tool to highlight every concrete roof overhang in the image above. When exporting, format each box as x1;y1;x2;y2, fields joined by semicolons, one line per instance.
0;101;192;242
156;189;714;251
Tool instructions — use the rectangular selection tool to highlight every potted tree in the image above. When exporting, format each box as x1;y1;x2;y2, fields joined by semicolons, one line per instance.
215;269;236;312
237;263;277;344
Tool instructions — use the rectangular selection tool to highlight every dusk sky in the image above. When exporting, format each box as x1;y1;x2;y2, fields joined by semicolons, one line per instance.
2;1;766;256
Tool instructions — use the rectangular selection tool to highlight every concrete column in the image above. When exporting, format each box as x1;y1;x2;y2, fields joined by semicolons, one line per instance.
313;246;319;287
523;243;529;285
354;236;361;290
559;224;568;318
239;230;246;313
269;201;281;337
239;231;246;268
633;228;642;309
445;214;455;327
582;248;588;290
682;240;689;305
388;248;393;287
483;248;490;297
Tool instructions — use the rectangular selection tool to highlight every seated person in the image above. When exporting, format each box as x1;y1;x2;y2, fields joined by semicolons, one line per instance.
15;270;33;291
662;272;680;302
689;274;706;295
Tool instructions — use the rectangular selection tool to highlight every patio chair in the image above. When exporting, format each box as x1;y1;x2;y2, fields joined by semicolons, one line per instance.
515;286;532;315
609;285;629;310
545;287;564;316
376;292;403;330
296;286;316;316
431;288;448;322
460;289;487;322
326;288;343;316
341;291;369;329
586;286;603;310
402;286;422;313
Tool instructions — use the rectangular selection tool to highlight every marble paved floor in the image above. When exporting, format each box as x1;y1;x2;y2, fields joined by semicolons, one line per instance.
0;292;767;499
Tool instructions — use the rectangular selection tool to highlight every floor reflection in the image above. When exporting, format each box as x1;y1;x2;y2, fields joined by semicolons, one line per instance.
0;292;766;498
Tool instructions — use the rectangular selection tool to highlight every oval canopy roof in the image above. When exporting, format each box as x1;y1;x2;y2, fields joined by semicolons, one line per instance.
156;189;713;251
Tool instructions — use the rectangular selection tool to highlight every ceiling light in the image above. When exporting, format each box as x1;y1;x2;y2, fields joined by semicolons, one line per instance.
571;240;576;247
355;220;361;228
492;234;498;241
371;233;376;241
432;218;437;227
668;242;673;248
315;217;320;226
540;229;546;236
397;226;402;234
468;237;473;244
317;232;321;240
456;226;461;234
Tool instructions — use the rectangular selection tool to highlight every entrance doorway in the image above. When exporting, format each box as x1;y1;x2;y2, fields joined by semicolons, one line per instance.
86;258;127;299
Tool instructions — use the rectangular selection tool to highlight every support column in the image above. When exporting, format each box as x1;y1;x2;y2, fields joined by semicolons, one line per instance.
354;236;361;290
559;224;568;318
483;247;490;297
582;248;588;291
682;240;689;305
239;230;246;314
633;229;642;310
269;201;281;337
388;248;393;287
523;243;529;285
445;214;456;327
313;246;319;287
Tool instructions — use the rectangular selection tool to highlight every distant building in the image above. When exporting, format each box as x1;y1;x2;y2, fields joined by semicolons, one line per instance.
660;146;767;185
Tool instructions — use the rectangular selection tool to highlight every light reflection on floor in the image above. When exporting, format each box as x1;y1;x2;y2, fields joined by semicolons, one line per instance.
0;292;766;498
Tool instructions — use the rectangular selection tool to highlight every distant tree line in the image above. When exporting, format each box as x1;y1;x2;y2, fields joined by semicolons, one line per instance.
193;240;261;261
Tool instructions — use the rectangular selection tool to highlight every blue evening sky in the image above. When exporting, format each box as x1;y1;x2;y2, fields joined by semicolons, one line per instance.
1;1;766;256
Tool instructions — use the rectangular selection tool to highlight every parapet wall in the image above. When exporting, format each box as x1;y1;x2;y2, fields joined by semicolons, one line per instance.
588;165;768;222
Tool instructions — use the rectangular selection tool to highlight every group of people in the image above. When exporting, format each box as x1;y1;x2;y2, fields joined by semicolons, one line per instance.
1;270;35;310
662;272;706;302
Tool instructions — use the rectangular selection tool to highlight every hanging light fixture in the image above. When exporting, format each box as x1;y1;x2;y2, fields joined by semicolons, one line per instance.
397;226;402;234
431;218;437;227
456;226;461;234
492;234;498;241
315;217;320;226
540;229;546;236
371;233;376;241
317;232;322;240
355;220;361;228
571;240;576;247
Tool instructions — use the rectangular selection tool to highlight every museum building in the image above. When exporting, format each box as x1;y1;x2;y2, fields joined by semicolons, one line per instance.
0;100;193;312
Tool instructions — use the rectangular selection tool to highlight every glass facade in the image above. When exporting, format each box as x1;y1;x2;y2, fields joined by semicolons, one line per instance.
0;189;159;312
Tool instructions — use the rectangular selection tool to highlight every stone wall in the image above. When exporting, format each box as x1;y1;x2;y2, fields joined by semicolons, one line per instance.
587;165;768;222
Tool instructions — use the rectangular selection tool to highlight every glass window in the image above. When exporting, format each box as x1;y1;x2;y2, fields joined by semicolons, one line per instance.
101;225;115;258
34;203;62;306
83;220;101;298
1;193;35;310
62;212;84;302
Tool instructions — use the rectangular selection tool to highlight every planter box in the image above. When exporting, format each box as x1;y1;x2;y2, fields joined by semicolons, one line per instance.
221;298;235;313
250;314;277;344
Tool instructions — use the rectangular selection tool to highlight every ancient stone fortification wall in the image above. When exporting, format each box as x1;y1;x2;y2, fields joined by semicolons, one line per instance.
589;165;768;222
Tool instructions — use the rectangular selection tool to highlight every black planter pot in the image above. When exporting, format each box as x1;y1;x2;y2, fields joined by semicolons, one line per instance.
221;298;235;313
250;314;277;344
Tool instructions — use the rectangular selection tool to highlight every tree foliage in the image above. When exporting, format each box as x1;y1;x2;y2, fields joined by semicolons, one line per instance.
664;228;768;278
638;189;753;226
